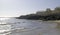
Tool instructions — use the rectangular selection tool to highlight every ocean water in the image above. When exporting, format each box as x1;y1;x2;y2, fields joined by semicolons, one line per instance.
0;18;60;35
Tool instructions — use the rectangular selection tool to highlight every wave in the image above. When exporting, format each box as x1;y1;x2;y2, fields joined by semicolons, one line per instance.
0;30;11;35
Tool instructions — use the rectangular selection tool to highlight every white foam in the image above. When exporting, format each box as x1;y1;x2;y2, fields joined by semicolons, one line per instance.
0;30;11;35
0;22;7;25
0;30;10;33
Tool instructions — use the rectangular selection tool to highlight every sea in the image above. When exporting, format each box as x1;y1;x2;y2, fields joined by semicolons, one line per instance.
0;17;60;35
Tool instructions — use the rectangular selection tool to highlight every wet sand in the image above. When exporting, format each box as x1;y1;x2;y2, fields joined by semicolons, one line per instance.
9;21;60;35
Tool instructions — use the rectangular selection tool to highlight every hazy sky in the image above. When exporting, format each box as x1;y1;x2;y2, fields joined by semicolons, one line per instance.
0;0;60;17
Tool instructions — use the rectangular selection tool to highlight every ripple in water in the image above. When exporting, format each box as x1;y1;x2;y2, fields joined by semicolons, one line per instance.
0;18;11;35
0;18;60;35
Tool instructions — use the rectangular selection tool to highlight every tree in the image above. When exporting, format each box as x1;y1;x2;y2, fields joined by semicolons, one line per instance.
54;7;60;13
45;8;52;15
46;8;52;12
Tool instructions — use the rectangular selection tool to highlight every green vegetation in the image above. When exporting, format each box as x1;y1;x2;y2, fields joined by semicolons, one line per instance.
17;7;60;20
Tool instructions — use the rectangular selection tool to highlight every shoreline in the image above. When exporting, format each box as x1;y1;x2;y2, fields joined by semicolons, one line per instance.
42;20;60;23
16;18;60;23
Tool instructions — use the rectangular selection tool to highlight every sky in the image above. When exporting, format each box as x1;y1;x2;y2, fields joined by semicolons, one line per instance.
0;0;60;17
